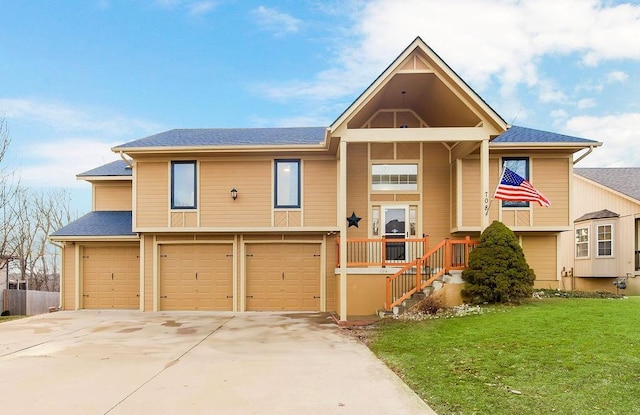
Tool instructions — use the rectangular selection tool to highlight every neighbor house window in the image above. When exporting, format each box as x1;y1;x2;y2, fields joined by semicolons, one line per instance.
372;164;418;191
575;227;589;258
275;160;300;208
501;157;529;208
171;161;197;209
597;224;613;257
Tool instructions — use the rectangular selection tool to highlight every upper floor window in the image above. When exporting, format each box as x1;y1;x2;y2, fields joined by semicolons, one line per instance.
501;157;529;208
171;161;197;209
575;227;589;258
597;224;613;257
275;160;300;208
372;164;418;191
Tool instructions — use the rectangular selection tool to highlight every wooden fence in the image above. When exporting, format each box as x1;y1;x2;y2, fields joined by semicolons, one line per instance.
2;290;60;316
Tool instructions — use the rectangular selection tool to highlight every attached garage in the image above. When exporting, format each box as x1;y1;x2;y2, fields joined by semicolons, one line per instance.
245;243;321;311
159;243;233;311
82;245;140;309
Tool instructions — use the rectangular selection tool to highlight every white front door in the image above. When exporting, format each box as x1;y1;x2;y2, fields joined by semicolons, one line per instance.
382;206;408;262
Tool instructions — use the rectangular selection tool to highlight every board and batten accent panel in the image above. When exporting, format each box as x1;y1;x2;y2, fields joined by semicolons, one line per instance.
136;161;168;228
461;158;481;228
199;160;271;228
62;245;76;310
531;158;569;226
522;234;558;289
304;160;337;227
423;143;450;242
93;182;132;211
346;143;369;238
144;234;154;311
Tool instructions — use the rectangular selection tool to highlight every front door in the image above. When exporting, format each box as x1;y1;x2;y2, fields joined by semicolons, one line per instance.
383;206;408;262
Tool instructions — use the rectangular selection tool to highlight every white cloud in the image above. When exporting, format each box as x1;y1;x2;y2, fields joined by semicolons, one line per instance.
563;112;640;167
605;70;628;83
262;0;640;109
251;6;301;35
576;98;596;109
187;1;217;16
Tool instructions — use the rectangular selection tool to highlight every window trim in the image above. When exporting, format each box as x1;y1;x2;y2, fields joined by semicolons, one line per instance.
575;226;589;259
274;159;301;209
501;157;530;208
171;160;197;210
596;223;613;258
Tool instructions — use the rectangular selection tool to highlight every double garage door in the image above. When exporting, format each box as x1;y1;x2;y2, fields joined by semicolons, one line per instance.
158;243;321;312
82;246;139;309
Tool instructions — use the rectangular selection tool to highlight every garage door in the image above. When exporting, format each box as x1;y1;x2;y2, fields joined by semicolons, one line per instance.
82;246;140;309
246;243;321;311
159;244;233;311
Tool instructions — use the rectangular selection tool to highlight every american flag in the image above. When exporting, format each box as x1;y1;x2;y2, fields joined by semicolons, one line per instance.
494;167;551;207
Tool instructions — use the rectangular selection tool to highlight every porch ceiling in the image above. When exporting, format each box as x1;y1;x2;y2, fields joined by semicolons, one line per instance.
346;72;482;129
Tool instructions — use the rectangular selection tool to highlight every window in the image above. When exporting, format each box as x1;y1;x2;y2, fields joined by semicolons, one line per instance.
275;160;300;208
171;161;197;209
597;224;613;257
372;164;418;191
501;157;529;208
575;227;589;258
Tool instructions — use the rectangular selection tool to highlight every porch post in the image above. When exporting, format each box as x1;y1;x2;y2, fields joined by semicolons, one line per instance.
480;138;490;231
339;140;348;321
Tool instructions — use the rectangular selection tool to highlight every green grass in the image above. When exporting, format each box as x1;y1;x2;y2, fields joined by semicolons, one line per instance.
370;298;640;415
0;315;26;323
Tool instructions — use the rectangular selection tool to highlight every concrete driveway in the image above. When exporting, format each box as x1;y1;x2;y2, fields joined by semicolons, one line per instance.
0;311;435;414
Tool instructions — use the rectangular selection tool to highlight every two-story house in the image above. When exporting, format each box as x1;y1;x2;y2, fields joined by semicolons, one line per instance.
51;37;600;320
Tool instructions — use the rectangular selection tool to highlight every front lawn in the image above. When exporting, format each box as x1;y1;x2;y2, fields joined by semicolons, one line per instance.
370;298;640;415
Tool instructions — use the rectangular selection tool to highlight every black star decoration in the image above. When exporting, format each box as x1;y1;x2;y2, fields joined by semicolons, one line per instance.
347;212;361;228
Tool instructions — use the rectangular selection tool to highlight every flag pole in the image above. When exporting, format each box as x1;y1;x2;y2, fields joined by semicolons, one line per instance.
486;162;506;216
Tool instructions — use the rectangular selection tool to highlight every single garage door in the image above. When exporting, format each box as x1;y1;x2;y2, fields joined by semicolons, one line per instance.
159;244;233;311
82;245;140;309
246;243;321;311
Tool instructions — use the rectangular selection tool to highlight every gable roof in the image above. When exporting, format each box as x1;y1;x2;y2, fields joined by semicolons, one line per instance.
574;168;640;202
575;208;620;223
50;211;136;239
493;126;599;144
113;127;327;151
77;160;132;177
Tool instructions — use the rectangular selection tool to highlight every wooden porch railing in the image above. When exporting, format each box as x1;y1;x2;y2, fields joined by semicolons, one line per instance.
336;236;430;267
385;237;477;310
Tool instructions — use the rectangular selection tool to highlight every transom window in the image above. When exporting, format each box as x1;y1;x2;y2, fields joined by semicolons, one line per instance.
372;164;418;191
171;161;197;209
575;227;589;258
275;160;300;208
597;224;613;257
501;157;529;207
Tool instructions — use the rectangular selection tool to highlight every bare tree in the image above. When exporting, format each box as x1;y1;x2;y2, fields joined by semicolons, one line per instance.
0;117;19;276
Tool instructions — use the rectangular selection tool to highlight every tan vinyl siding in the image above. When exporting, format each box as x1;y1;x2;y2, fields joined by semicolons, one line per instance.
199;160;271;227
346;143;369;238
62;246;75;310
522;234;558;288
371;194;395;202
370;143;393;160
461;158;481;227
531;158;569;226
136;161;168;228
144;234;154;311
304;160;337;227
451;162;457;228
396;143;420;160
325;235;337;312
93;182;132;211
396;194;420;202
423;143;450;242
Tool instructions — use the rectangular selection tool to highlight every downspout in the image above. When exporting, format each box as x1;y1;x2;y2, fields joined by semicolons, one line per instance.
119;151;133;168
573;146;594;165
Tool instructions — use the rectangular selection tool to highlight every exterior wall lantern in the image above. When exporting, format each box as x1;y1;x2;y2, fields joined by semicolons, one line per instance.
231;188;238;200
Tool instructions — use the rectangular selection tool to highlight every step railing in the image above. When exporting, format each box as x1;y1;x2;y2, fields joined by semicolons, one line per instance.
336;236;430;267
385;237;477;310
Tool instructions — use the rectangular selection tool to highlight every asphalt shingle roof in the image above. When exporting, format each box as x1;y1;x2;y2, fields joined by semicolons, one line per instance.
574;168;640;202
575;209;620;223
77;160;132;177
494;126;598;144
50;211;135;237
114;127;327;149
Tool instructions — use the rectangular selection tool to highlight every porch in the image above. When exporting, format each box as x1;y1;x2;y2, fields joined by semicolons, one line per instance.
336;237;478;314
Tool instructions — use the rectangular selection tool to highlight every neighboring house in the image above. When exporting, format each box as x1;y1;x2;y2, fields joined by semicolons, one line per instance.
51;37;600;320
559;168;640;295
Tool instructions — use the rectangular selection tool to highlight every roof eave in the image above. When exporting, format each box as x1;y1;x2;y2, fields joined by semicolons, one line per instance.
112;143;331;154
49;235;139;242
490;142;602;150
76;175;132;181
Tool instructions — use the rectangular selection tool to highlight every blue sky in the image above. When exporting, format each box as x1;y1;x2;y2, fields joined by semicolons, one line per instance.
1;0;640;214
